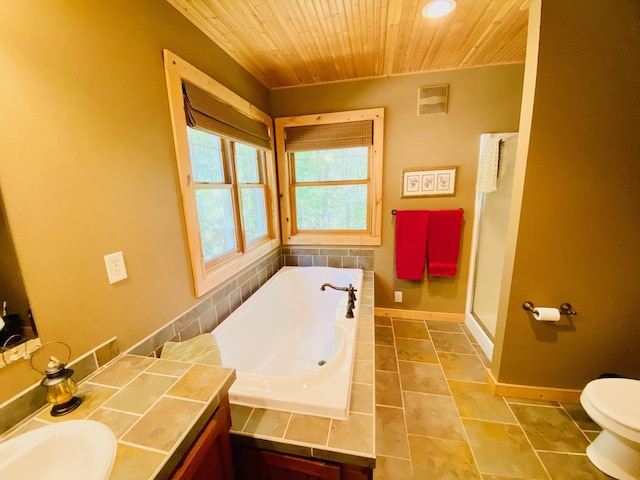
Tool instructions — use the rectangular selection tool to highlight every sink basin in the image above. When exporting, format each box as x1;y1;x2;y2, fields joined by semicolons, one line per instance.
0;419;117;480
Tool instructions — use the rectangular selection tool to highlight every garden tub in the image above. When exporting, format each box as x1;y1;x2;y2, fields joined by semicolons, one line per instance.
212;266;363;419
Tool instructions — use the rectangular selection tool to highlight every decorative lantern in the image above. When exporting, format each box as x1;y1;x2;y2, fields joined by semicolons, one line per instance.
31;342;82;416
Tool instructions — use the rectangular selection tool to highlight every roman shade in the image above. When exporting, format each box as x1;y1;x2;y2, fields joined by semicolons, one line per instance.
182;81;271;150
285;120;373;152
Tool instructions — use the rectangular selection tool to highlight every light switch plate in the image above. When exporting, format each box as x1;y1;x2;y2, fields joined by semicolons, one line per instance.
394;290;403;303
104;251;128;284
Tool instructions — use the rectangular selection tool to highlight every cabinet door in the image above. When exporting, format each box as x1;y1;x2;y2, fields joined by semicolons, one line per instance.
172;398;234;480
234;445;340;480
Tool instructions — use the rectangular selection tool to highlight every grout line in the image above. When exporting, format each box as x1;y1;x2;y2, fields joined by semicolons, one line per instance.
503;399;553;480
388;317;413;478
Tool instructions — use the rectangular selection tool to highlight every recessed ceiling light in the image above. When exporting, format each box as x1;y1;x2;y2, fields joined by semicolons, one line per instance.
421;0;457;19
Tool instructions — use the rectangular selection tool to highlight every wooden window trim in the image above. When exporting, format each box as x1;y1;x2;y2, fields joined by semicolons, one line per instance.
164;50;280;297
275;108;384;246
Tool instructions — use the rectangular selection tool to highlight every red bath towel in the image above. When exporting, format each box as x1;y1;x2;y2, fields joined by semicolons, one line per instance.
395;210;430;280
427;209;464;277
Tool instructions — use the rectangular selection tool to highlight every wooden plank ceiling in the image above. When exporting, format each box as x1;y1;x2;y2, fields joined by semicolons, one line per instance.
167;0;528;89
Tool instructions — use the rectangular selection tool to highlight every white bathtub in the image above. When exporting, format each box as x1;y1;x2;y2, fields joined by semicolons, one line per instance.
212;266;363;419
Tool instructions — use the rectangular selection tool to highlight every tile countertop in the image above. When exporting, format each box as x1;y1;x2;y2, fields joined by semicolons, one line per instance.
1;355;236;480
229;270;376;469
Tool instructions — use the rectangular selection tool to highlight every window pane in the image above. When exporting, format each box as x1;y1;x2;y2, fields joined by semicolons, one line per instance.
195;189;236;261
293;148;368;182
241;187;267;243
295;185;367;230
235;143;260;183
187;127;224;183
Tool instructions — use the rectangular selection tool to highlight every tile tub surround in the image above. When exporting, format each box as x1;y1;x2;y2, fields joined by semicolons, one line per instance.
0;354;236;480
127;249;283;358
282;247;374;271
125;248;374;359
372;318;610;480
229;270;376;469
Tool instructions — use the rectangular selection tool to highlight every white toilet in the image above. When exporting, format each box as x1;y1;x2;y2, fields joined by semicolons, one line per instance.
580;378;640;480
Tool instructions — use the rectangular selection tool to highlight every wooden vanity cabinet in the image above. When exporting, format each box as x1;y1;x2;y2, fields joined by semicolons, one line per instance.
171;395;234;480
232;444;372;480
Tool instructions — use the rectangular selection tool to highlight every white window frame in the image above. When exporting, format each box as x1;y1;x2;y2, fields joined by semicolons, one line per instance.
275;108;384;246
164;50;280;297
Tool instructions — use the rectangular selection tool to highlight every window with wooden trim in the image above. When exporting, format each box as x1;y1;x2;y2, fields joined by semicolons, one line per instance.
275;109;384;246
164;50;279;296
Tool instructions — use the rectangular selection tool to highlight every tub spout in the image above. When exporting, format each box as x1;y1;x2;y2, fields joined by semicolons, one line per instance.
320;283;358;319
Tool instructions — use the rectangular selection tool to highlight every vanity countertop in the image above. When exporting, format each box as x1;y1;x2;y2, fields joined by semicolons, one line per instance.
2;354;235;479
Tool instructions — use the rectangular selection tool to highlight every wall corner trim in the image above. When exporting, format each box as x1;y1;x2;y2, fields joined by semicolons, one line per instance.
374;307;464;323
486;369;582;403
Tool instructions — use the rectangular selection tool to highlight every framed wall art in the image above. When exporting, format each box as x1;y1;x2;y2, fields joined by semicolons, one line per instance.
401;166;457;197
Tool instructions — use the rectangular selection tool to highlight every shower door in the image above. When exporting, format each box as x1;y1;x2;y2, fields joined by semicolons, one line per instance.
469;133;518;339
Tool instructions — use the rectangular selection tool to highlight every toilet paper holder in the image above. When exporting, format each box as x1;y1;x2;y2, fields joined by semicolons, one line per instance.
522;301;577;316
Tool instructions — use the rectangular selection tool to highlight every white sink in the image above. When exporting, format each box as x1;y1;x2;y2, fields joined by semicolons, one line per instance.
0;419;117;480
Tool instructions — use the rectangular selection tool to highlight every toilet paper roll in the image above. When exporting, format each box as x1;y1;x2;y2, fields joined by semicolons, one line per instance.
533;307;561;322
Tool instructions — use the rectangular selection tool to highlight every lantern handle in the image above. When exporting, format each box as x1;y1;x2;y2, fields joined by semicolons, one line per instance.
30;341;72;375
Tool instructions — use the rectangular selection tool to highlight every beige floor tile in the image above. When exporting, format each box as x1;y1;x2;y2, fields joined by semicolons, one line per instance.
504;397;559;407
328;413;374;454
284;414;331;445
409;435;481;479
561;402;602;432
373;456;413;480
376;405;410;458
375;344;398;371
473;344;492;368
426;320;463;333
404;391;465;441
462;418;548;479
395;338;438;363
431;331;476;354
375;325;395;346
392;319;430;339
584;430;600;442
398;361;450;395
509;404;590;453
375;370;403;407
481;475;534;480
448;380;517;424
537;452;612;479
375;316;392;326
460;323;477;343
439;352;487;382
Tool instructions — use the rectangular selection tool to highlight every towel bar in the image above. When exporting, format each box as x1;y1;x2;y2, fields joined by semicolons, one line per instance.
391;208;464;215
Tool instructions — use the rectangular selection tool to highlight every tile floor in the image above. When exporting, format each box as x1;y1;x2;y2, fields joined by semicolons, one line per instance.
373;316;612;480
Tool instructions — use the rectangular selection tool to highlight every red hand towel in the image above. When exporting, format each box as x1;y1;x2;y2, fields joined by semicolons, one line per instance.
395;210;429;280
427;209;464;277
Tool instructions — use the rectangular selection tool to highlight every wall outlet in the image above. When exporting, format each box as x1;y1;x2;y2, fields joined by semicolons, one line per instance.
394;290;403;303
104;251;128;284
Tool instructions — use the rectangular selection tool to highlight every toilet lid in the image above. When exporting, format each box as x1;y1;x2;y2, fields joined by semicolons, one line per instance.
585;378;640;430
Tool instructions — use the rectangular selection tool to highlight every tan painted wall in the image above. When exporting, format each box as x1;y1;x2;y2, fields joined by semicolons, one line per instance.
0;1;270;403
493;0;640;388
271;65;525;313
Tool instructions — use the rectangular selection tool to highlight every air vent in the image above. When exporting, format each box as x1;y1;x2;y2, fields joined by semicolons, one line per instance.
418;84;449;116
